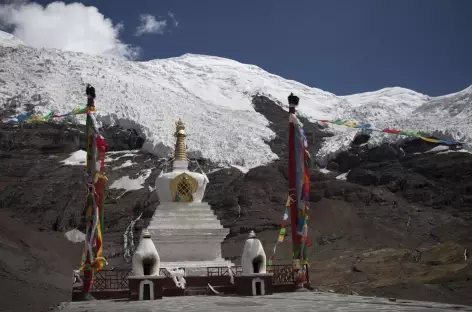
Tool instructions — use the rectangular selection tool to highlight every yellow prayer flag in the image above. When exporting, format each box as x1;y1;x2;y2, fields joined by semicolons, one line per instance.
278;234;284;242
285;196;291;207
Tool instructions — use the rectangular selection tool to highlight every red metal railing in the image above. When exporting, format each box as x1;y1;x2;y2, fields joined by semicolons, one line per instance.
72;264;307;291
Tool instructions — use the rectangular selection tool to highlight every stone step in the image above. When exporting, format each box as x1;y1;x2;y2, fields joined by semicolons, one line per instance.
148;226;229;241
156;203;213;210
152;211;215;217
148;226;229;234
150;215;220;222
147;222;226;230
154;206;214;211
148;227;228;235
150;215;218;221
147;223;224;229
150;220;220;225
151;211;216;217
149;238;227;244
149;226;225;230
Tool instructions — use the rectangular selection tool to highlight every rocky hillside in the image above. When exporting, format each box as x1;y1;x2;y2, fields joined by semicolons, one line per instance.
1;95;471;311
0;210;82;312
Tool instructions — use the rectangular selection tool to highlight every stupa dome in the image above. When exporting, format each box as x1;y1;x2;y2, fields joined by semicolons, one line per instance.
155;119;209;203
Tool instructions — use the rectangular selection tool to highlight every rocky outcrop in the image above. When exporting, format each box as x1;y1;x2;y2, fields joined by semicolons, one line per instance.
327;139;472;218
0;122;149;231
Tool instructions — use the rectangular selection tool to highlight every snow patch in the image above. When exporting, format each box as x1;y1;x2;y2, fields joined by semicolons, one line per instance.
64;229;86;243
106;150;140;155
230;165;249;173
319;168;331;174
336;171;350;180
110;169;153;191
105;152;138;163
207;168;224;174
425;145;450;154
439;149;472;155
61;150;86;166
112;160;137;170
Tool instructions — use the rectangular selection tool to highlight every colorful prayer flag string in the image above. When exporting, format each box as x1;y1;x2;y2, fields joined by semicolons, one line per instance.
268;196;291;265
6;106;89;124
79;109;108;273
292;114;312;265
318;119;462;146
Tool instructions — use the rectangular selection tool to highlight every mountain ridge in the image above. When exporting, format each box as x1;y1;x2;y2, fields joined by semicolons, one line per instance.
1;31;471;169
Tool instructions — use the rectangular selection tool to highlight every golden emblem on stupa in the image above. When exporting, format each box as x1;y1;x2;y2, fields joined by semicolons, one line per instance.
169;119;198;202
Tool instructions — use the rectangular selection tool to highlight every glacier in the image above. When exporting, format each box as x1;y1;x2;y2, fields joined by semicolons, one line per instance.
1;30;471;169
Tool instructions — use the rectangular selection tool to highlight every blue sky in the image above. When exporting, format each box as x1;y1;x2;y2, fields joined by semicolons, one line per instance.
20;1;472;96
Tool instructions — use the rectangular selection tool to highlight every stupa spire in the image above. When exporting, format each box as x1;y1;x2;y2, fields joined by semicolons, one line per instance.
174;119;187;161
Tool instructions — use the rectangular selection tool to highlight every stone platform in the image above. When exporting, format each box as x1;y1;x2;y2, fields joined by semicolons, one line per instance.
56;292;472;312
146;202;232;265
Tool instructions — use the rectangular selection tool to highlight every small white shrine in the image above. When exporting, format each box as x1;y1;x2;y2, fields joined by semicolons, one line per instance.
146;119;233;274
131;229;160;276
128;229;164;300
235;230;273;296
241;230;267;274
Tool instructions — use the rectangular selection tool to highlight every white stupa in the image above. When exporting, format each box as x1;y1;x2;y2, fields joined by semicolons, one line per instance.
146;119;233;274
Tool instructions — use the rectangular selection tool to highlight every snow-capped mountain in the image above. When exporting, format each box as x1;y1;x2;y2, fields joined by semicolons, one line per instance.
0;30;25;47
340;87;430;122
415;85;472;118
0;31;471;169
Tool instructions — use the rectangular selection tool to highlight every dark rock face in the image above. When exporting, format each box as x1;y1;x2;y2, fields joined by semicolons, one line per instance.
335;150;364;172
101;126;146;151
368;144;399;162
0;122;150;231
250;94;332;163
0;122;146;154
337;144;472;217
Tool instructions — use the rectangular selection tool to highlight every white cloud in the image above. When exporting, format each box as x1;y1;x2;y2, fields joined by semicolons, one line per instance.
168;11;178;27
135;14;167;36
0;1;140;60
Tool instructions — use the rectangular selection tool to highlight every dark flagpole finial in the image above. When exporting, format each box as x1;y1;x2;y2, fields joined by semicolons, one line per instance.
288;93;299;106
85;84;96;110
288;93;299;114
86;84;96;100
